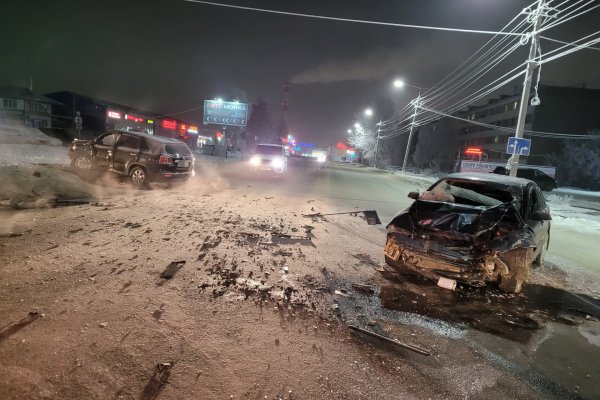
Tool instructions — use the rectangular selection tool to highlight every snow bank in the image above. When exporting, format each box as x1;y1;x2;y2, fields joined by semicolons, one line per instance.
546;194;600;234
0;144;69;165
0;114;68;165
0;114;61;145
553;187;600;199
0;165;96;208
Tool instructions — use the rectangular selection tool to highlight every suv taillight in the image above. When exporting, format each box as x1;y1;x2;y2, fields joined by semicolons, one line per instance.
159;155;173;165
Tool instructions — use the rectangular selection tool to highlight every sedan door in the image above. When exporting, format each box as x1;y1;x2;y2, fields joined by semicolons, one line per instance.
525;184;550;255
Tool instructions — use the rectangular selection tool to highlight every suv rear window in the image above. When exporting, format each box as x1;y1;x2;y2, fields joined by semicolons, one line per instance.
256;145;282;156
165;144;191;156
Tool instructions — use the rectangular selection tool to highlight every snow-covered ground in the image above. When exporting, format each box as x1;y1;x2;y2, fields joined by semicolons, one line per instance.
553;187;600;199
0;115;69;165
546;193;600;234
0;143;69;165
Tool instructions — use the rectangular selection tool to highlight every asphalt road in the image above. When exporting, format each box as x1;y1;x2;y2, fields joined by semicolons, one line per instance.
215;158;599;282
213;158;600;396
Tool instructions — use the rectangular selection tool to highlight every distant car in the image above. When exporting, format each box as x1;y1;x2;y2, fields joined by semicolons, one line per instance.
385;173;552;293
69;130;194;187
249;144;288;178
492;166;557;191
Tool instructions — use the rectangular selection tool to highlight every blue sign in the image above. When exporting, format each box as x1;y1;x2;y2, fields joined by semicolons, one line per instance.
506;137;531;156
203;100;248;126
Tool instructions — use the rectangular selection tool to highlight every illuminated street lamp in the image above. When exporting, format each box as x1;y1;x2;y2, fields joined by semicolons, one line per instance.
364;108;374;117
347;129;352;134
392;79;425;173
354;123;361;129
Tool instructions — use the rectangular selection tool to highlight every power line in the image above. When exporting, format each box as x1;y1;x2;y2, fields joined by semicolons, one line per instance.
183;0;527;36
538;31;600;63
156;105;205;118
541;35;600;50
536;1;600;34
420;105;600;139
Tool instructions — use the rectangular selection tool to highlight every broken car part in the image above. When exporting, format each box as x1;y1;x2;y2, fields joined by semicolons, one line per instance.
348;325;431;356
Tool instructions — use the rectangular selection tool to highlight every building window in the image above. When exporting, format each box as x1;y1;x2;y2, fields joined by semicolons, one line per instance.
2;99;17;109
30;102;50;113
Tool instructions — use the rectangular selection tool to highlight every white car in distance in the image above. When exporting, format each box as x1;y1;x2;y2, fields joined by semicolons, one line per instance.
249;144;288;178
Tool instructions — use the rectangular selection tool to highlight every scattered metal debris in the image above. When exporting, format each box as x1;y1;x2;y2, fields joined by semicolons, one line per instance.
141;361;175;400
0;311;43;342
0;232;25;238
160;260;186;280
352;253;380;268
51;198;92;207
504;315;542;330
351;283;376;295
302;210;381;225
348;325;431;356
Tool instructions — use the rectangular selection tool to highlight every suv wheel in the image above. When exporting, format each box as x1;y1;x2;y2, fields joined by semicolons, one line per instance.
73;156;92;170
129;166;148;188
499;248;533;293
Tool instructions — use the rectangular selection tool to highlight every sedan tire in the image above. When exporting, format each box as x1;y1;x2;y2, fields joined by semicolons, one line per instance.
499;247;533;293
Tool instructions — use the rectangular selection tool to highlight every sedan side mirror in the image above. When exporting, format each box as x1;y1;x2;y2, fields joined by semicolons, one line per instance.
408;191;420;200
532;210;552;221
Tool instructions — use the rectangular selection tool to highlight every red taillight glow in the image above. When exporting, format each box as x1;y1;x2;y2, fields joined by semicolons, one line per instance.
465;147;483;156
159;155;173;165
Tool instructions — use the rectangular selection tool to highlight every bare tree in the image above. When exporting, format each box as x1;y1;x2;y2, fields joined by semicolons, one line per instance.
348;123;377;165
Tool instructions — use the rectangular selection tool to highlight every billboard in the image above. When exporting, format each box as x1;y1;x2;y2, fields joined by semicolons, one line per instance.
203;100;248;126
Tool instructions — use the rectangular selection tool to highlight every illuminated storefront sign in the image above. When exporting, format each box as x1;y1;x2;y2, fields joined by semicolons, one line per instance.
125;114;144;123
146;119;154;124
107;110;122;119
162;119;177;130
180;124;187;132
187;125;198;134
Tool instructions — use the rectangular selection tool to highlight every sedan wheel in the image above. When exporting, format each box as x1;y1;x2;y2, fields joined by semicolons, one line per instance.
499;248;533;293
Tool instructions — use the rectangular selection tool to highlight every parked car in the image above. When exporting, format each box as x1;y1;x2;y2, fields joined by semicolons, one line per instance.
70;130;194;187
385;173;551;293
249;144;288;178
492;166;557;191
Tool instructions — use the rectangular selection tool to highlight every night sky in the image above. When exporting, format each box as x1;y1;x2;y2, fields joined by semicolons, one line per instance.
2;0;599;145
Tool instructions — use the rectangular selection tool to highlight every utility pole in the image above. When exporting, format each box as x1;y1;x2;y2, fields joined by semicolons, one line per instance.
401;88;422;173
373;118;382;168
509;0;545;177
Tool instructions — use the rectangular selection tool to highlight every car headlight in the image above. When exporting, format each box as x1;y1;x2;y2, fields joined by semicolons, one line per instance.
271;157;285;169
317;155;326;163
250;156;261;166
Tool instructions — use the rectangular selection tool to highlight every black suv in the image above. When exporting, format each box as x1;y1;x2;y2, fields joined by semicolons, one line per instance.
70;131;194;187
492;166;557;191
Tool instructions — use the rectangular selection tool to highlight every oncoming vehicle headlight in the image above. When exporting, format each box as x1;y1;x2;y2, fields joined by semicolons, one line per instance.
271;157;285;169
250;156;261;166
317;154;326;163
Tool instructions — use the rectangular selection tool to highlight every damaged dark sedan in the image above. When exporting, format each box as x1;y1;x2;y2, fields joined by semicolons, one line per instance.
385;173;551;293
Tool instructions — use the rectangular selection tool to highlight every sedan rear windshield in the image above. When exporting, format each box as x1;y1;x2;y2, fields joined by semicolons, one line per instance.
256;145;282;156
165;144;191;156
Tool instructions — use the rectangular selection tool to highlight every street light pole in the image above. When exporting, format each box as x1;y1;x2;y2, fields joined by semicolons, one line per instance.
401;88;422;174
509;0;545;177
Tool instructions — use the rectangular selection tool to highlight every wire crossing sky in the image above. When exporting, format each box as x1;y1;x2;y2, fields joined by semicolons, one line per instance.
183;0;528;36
